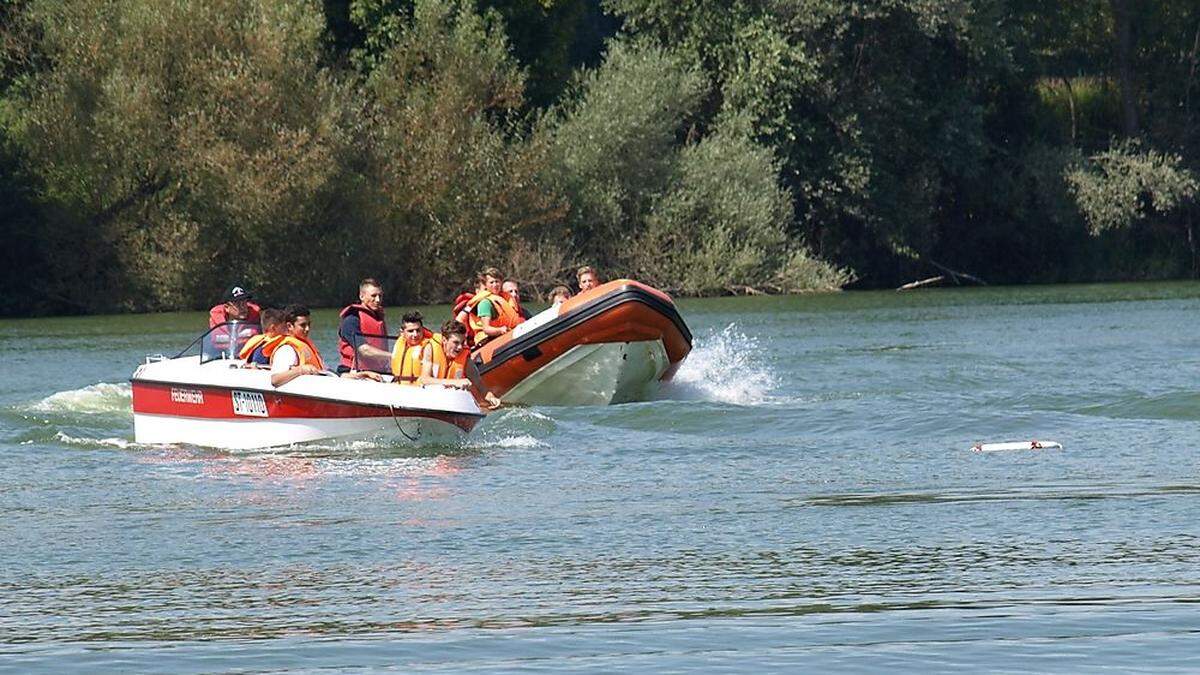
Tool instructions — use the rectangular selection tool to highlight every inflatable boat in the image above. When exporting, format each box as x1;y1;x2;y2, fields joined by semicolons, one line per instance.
131;323;484;450
471;280;692;405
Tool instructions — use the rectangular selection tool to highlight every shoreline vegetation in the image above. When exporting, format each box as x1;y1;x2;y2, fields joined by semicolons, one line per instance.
1;0;1197;317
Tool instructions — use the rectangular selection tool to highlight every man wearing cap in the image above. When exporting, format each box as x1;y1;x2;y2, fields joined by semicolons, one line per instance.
209;285;262;328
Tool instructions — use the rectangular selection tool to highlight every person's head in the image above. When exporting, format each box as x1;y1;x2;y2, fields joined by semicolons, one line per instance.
284;304;312;338
357;278;383;312
401;310;425;345
440;320;469;358
548;285;571;304
478;266;503;295
576;266;599;292
259;307;286;335
502;279;521;305
224;285;254;320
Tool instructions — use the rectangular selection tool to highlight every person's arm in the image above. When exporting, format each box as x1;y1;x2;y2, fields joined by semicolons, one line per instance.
269;346;319;387
463;359;501;410
417;348;471;389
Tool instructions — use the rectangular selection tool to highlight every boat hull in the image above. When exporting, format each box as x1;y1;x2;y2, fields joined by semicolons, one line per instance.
473;280;691;406
131;357;483;450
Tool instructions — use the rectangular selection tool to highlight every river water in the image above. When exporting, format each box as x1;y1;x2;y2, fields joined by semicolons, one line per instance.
2;283;1199;672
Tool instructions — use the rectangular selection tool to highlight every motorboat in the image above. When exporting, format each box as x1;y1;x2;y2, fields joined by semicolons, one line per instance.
471;279;692;405
131;322;484;450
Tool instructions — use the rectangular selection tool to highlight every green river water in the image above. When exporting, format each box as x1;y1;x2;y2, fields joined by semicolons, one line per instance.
2;282;1199;672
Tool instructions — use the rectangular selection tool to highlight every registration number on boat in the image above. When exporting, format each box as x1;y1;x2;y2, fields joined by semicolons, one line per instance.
231;390;269;417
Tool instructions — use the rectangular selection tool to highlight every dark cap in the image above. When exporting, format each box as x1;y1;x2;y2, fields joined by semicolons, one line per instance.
225;285;253;302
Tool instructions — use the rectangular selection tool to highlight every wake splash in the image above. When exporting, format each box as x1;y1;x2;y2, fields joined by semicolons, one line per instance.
29;382;132;415
660;323;776;405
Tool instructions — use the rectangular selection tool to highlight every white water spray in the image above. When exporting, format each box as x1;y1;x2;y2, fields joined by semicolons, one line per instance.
30;382;132;415
660;323;777;405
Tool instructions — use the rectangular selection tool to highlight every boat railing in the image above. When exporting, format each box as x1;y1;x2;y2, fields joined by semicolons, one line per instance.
351;331;403;375
174;321;264;364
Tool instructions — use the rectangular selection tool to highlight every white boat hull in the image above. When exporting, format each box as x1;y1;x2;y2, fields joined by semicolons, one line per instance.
131;356;484;450
502;339;670;406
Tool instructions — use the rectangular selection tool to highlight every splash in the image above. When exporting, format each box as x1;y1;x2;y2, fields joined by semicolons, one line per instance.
53;431;139;449
30;383;132;415
660;323;777;405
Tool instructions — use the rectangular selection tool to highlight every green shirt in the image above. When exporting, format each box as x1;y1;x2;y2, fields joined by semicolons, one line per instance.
477;298;495;319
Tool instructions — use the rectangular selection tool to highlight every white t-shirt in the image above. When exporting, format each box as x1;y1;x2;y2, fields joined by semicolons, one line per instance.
270;345;299;373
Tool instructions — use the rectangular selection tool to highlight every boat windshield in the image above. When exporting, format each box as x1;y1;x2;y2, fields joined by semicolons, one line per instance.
174;321;264;364
352;331;407;375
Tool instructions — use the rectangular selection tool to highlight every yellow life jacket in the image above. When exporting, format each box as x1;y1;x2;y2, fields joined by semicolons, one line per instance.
391;338;429;384
428;333;469;380
238;333;283;361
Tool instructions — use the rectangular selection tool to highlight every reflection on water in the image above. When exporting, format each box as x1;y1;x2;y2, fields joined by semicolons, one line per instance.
4;285;1200;670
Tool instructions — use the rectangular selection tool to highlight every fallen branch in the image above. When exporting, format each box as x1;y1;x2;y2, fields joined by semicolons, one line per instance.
926;259;986;286
896;275;945;291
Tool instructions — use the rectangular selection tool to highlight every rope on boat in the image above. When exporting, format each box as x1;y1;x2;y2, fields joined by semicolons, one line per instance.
388;404;421;442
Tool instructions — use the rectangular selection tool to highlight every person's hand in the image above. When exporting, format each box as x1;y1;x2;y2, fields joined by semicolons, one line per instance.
482;392;501;410
300;364;321;375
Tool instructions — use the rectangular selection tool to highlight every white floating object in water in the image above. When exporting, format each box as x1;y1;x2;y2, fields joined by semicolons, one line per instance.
971;440;1063;452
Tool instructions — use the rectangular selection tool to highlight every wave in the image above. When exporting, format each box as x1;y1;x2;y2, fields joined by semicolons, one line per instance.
28;382;132;415
659;323;776;405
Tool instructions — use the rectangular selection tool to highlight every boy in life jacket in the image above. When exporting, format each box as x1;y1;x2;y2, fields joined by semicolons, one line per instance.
419;320;502;409
238;307;287;367
390;311;434;384
337;277;390;374
455;267;524;347
270;305;380;386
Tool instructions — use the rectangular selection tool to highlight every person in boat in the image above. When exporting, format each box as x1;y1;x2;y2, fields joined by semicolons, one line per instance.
390;311;434;385
502;279;532;320
455;267;524;346
271;304;380;386
208;285;261;328
337;278;391;374
418;320;502;409
238;307;286;367
576;266;600;293
548;286;571;306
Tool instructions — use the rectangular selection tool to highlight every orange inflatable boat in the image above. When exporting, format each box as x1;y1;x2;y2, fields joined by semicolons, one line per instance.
472;280;692;405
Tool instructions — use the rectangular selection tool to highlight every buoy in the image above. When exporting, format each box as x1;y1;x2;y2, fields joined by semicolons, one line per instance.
970;440;1063;452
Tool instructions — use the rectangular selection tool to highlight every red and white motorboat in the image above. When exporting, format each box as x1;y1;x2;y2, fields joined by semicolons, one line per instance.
131;323;484;450
471;280;692;405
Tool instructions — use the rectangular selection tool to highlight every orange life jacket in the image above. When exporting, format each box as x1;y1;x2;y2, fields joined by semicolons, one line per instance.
238;333;283;361
428;333;469;380
390;328;434;384
264;334;325;371
459;290;523;345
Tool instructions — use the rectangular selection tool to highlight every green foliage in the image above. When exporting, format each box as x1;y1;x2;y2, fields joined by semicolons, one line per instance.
5;0;363;311
633;124;852;294
1067;140;1198;235
363;0;564;300
538;40;705;266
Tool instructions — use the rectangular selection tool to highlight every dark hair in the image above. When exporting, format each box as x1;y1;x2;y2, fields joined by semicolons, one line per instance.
284;304;311;324
401;310;424;326
260;307;285;329
441;319;468;338
359;277;381;291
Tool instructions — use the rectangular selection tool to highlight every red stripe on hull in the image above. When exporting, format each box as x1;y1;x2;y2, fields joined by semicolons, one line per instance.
131;381;479;432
